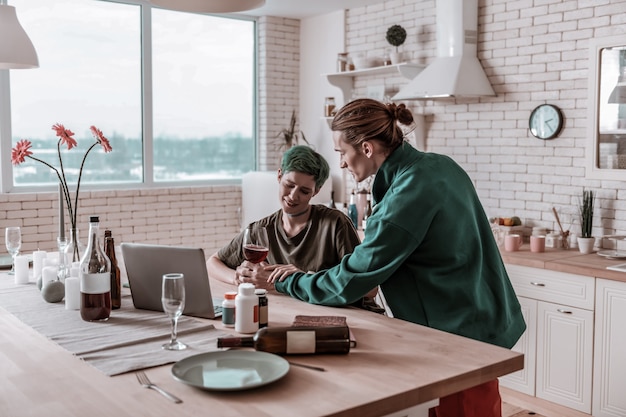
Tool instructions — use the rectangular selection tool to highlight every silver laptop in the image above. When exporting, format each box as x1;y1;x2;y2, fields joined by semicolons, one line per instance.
120;243;222;319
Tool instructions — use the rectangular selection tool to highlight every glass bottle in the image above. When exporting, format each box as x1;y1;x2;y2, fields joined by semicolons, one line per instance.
104;230;121;310
362;193;372;230
217;325;351;355
235;283;258;334
255;288;268;329
221;291;237;328
64;228;86;264
337;52;348;72
328;190;337;209
79;216;111;322
324;97;336;117
348;191;358;229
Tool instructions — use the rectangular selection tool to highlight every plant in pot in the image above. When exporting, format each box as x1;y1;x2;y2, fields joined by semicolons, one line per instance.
577;188;595;254
386;24;407;65
275;110;309;151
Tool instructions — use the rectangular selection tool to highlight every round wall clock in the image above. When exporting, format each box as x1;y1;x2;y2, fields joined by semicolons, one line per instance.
529;104;563;140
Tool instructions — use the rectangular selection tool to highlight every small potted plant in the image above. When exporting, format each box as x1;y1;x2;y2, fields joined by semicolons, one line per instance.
577;188;595;254
386;24;407;65
275;110;309;151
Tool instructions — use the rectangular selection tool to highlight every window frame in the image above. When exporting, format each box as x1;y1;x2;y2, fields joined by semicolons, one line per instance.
0;0;258;193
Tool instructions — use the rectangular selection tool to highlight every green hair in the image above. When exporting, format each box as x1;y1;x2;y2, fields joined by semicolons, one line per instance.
280;145;330;191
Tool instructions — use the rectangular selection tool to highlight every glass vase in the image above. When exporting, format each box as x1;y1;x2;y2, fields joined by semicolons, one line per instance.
64;228;85;263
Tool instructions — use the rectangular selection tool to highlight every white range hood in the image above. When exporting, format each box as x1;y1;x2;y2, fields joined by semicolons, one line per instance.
393;0;496;100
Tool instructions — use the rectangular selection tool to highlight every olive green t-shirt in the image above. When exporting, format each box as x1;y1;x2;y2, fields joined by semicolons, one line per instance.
218;204;360;272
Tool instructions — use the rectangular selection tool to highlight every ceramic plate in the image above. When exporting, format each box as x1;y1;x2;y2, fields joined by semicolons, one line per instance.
171;350;290;391
597;250;626;259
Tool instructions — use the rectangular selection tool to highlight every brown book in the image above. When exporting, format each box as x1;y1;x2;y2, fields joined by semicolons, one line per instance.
292;315;356;347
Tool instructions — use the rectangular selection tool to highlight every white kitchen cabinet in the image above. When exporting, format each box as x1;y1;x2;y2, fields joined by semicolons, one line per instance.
499;296;537;395
502;264;594;414
536;301;593;413
593;278;626;417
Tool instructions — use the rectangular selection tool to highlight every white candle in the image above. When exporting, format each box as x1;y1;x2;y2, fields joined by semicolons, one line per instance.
32;250;47;279
59;183;65;240
43;257;58;267
42;266;58;288
14;255;30;285
64;277;80;310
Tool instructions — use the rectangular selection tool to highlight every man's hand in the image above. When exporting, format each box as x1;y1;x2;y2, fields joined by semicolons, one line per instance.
234;261;302;289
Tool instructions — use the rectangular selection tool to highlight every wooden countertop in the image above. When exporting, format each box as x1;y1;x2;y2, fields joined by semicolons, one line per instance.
500;247;626;283
0;275;523;417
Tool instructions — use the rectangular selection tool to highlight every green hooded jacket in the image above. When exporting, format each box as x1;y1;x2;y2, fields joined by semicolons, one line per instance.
275;144;526;349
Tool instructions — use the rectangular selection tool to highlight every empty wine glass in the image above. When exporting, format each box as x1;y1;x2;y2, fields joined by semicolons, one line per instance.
5;227;22;274
161;273;187;351
57;235;70;280
242;226;269;264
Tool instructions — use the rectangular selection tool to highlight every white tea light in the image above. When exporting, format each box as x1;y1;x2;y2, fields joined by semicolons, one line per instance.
43;257;58;267
14;255;30;285
32;250;47;279
64;277;80;310
41;266;58;288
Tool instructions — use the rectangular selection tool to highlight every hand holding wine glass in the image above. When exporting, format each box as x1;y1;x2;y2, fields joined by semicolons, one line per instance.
242;226;269;264
5;227;22;275
161;273;187;351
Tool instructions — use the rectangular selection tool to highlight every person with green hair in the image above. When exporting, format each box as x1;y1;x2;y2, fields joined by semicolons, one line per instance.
207;145;361;289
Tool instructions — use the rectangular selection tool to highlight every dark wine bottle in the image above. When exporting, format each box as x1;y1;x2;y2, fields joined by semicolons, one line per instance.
217;325;351;355
104;230;121;310
79;216;111;322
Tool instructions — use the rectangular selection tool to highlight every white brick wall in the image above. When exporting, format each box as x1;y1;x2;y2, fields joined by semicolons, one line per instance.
343;0;626;240
5;2;626;255
0;186;241;257
257;16;301;171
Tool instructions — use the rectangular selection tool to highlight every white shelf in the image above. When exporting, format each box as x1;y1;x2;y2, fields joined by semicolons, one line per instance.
323;63;425;103
324;63;424;81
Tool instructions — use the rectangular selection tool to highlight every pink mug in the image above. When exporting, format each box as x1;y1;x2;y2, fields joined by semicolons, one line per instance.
504;234;523;252
530;235;546;253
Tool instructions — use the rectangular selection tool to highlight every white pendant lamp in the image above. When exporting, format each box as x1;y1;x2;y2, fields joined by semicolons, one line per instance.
0;2;38;69
149;0;266;14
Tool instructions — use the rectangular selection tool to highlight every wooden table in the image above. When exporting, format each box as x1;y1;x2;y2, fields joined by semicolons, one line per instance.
0;274;523;417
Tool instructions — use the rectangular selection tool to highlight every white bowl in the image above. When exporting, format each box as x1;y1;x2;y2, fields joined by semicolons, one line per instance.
352;56;378;70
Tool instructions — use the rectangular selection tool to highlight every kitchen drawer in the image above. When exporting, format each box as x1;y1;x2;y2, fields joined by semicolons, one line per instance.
505;264;595;310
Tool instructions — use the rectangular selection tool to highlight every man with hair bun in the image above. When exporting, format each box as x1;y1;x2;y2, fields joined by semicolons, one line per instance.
272;99;525;417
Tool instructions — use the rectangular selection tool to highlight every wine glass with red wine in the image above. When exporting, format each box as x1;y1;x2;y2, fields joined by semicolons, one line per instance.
242;226;269;264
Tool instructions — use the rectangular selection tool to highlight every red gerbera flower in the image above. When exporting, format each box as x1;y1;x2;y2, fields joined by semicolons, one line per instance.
11;139;33;165
90;125;112;153
52;123;78;150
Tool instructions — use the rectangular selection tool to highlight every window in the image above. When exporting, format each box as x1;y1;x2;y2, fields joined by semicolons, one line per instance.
3;0;255;191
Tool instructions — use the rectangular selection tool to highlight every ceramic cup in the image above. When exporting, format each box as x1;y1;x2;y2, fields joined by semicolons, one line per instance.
504;234;523;252
530;235;546;253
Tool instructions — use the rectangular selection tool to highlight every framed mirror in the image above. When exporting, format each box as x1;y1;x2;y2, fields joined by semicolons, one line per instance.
587;34;626;180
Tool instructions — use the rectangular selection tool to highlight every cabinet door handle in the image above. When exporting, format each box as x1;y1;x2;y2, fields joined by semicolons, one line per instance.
557;309;572;314
530;281;545;287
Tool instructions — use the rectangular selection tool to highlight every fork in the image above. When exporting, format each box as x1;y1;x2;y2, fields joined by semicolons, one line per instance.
135;370;183;404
